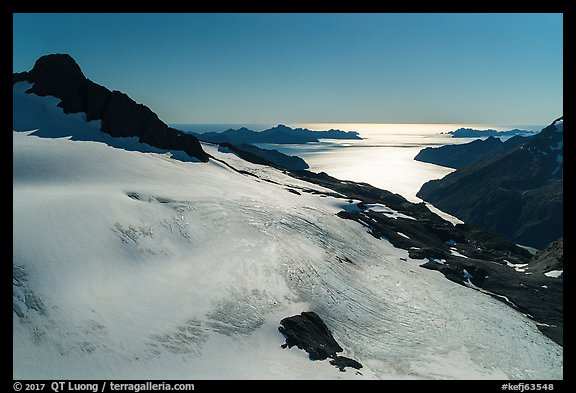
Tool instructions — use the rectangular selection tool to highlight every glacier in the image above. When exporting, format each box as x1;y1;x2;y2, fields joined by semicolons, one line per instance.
13;84;562;379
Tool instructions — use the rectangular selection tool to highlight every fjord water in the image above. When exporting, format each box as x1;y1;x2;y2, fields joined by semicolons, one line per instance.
272;123;544;203
176;123;542;206
272;123;473;203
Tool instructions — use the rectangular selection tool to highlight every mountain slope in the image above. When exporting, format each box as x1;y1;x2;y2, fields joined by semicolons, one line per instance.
218;142;309;171
13;53;209;162
414;135;527;169
13;83;562;379
417;118;563;249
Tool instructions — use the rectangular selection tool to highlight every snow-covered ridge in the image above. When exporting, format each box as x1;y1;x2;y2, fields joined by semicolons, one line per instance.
13;84;563;379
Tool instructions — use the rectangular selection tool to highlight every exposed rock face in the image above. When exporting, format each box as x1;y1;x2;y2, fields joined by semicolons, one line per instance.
14;54;86;101
417;117;563;249
525;238;563;344
530;238;563;277
329;356;363;372
13;54;209;162
279;311;363;371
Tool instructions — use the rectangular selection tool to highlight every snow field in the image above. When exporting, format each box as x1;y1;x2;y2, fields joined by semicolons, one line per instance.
13;85;562;379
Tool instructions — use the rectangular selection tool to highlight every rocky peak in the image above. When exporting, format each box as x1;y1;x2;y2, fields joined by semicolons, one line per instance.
14;54;209;162
271;124;292;131
29;54;86;82
17;54;87;99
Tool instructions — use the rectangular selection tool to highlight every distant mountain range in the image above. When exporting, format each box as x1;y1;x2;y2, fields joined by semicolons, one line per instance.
446;127;537;138
194;124;362;144
417;117;563;249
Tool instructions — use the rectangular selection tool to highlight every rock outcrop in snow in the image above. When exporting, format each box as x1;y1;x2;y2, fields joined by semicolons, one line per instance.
13;54;209;162
279;311;363;372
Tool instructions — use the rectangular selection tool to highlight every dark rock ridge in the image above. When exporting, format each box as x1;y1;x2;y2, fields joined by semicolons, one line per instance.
13;54;209;162
286;170;562;346
446;127;537;138
196;124;361;144
218;143;309;171
415;135;527;169
417;117;563;249
279;311;363;372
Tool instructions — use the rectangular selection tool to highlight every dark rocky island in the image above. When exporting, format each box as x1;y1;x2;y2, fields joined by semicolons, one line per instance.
196;124;361;144
13;53;209;162
279;311;363;372
447;127;537;138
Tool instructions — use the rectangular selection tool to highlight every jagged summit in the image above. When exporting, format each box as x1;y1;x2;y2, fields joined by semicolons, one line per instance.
15;54;86;98
270;124;291;131
13;54;209;162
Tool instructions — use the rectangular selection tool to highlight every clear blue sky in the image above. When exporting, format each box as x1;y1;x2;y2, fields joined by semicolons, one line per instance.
13;13;563;125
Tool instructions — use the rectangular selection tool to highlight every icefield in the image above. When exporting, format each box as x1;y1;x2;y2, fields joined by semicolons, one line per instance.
13;83;562;379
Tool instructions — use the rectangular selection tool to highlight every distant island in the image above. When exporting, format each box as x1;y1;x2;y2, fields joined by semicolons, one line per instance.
194;124;362;144
445;128;537;138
